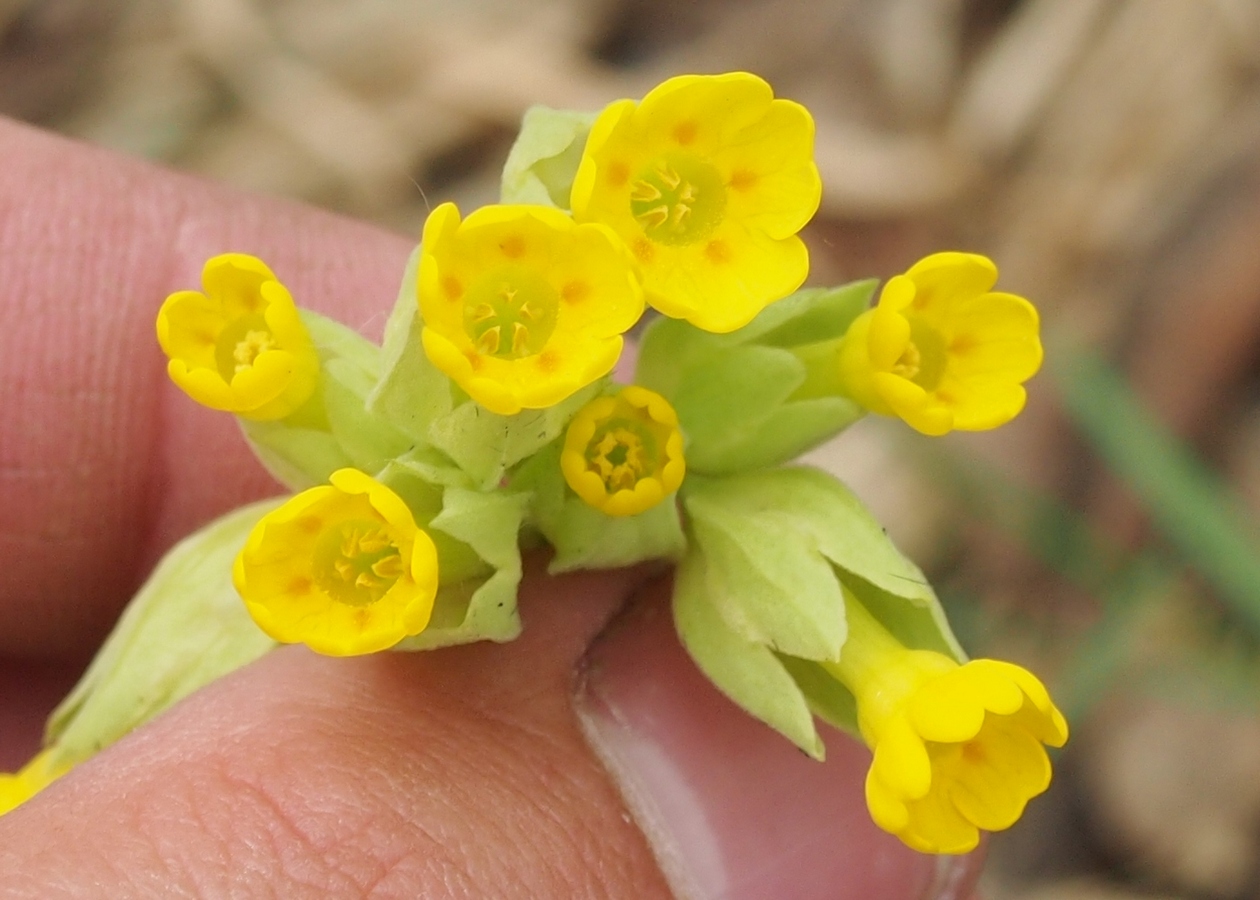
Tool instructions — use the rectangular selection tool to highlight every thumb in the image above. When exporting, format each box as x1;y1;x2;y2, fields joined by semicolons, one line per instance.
0;561;674;897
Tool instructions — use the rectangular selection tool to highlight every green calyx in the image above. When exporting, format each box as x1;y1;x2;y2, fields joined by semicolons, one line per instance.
636;281;877;474
673;467;963;757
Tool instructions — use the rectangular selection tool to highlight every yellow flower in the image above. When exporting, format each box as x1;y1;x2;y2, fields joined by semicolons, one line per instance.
836;252;1042;435
561;386;685;516
571;72;821;334
0;750;71;816
826;591;1068;854
157;253;320;421
233;468;439;656
418;203;644;416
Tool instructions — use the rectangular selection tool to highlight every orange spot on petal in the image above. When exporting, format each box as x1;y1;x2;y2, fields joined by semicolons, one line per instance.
607;161;629;187
562;280;590;304
705;240;732;264
673;121;698;146
729;169;759;192
633;238;655;264
442;276;463;300
500;234;526;259
536;349;561;373
295;515;323;534
287;576;313;595
465;349;484;371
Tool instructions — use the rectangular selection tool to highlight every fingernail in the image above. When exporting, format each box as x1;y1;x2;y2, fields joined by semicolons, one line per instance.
575;576;984;900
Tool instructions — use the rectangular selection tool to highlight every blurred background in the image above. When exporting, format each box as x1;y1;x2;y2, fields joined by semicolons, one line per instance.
4;0;1260;896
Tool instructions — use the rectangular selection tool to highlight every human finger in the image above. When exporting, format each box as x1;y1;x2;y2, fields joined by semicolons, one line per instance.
0;116;410;655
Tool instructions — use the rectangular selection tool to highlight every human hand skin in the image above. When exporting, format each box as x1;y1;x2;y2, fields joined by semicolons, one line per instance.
0;116;984;899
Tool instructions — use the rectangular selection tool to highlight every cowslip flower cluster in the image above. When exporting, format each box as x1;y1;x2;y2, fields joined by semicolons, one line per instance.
25;70;1065;859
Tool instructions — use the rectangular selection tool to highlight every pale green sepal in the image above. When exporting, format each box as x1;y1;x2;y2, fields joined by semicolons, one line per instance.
636;282;874;474
684;479;846;661
394;487;529;649
501;106;597;208
670;345;806;473
729;397;864;471
241;310;412;489
366;247;456;444
635;280;877;395
390;445;476;490
513;442;686;573
239;419;352;492
688;467;964;661
429;380;605;490
374;462;489;587
634;314;727;400
851;581;965;662
732;281;877;348
777;653;860;737
46;499;282;764
673;548;825;759
670;344;863;473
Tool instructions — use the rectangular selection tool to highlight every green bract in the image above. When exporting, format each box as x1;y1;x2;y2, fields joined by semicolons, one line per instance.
500;105;597;208
47;499;282;767
636;282;874;474
676;466;963;747
512;439;686;573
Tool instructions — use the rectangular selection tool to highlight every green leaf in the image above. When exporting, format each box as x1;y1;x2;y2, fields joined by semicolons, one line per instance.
513;442;686;573
46;499;282;765
685;481;846;661
395;487;529;649
500;106;597;208
428;380;604;490
366;247;455;444
673;548;824;759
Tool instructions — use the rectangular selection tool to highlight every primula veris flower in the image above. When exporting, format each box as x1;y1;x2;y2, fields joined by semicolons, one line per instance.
418;203;643;416
233;468;439;656
561;386;685;516
157;253;320;420
827;593;1068;854
836;252;1041;435
0;750;70;816
571;72;821;334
